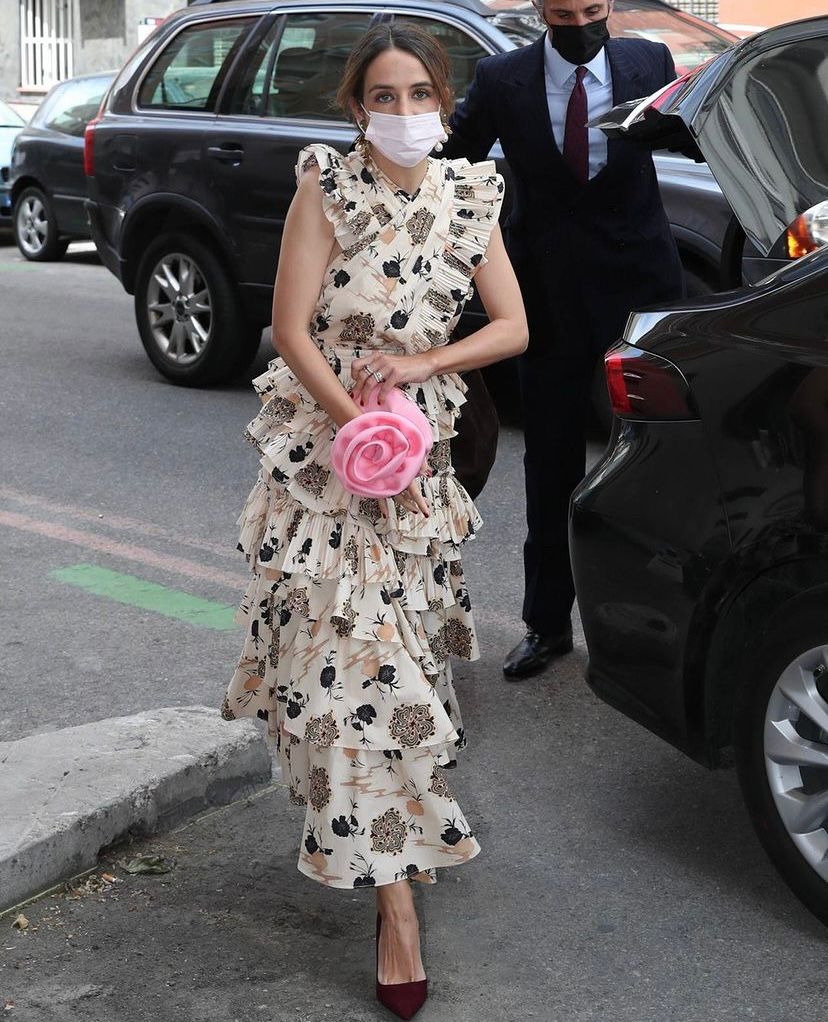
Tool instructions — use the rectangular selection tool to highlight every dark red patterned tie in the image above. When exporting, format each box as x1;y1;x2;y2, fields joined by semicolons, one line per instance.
563;66;589;184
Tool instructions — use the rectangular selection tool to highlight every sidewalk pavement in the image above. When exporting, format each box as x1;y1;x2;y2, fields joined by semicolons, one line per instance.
0;707;272;915
1;659;825;1022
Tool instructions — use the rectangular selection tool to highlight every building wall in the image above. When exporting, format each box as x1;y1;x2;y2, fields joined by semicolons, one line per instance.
718;0;826;28
0;0;21;105
74;0;177;78
2;0;177;113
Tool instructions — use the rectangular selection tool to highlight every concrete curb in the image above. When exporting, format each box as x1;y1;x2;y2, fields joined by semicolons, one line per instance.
0;706;272;913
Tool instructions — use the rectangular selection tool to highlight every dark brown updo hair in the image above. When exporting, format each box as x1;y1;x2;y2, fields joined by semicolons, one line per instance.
336;23;455;122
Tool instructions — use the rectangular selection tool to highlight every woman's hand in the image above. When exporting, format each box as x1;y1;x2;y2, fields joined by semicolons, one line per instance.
351;350;436;405
392;474;431;518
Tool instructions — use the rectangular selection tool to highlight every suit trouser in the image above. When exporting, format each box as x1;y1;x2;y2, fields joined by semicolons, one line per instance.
517;347;598;636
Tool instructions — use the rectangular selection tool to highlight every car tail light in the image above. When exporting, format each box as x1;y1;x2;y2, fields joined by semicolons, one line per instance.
786;201;828;259
83;114;101;176
605;341;698;421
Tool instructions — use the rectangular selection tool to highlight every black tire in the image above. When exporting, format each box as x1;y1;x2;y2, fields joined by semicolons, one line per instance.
134;231;261;386
13;186;69;262
734;596;828;927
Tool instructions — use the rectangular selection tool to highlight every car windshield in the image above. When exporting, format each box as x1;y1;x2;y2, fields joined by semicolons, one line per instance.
0;99;25;127
485;1;736;75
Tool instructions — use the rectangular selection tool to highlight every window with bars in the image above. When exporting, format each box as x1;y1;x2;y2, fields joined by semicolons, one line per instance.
19;0;74;90
670;0;720;23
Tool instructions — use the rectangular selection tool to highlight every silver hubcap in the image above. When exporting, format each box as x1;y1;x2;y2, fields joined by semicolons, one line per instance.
765;645;828;882
146;252;212;365
17;195;48;255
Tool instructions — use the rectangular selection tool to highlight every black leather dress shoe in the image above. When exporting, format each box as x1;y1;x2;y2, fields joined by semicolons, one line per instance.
502;627;574;680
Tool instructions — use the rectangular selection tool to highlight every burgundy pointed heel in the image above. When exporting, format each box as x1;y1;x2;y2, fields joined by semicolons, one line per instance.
375;913;428;1020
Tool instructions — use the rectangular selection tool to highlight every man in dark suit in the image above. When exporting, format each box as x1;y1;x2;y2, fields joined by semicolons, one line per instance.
443;0;686;679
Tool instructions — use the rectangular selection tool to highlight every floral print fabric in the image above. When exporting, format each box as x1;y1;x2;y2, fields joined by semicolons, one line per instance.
220;143;504;888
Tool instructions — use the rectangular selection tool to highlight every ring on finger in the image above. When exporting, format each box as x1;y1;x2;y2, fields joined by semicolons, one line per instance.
373;370;384;383
361;364;373;375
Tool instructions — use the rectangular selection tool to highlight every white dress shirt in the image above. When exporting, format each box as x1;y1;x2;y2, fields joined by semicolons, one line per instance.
543;33;614;180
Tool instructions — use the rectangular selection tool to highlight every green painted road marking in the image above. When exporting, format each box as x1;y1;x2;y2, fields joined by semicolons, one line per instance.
50;564;237;630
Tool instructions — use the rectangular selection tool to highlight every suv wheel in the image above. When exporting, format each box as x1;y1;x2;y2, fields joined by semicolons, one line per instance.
735;597;828;927
135;232;261;386
14;186;68;261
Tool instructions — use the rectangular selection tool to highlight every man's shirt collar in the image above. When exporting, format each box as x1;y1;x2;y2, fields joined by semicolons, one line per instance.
543;32;610;88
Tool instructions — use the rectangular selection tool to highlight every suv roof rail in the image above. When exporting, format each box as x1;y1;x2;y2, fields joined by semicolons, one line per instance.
188;0;493;12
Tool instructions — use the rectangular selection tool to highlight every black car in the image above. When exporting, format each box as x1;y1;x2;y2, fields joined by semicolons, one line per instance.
84;0;746;388
570;17;828;925
10;71;116;261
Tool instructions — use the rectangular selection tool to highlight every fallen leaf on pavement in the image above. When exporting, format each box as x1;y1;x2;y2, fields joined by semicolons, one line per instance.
10;915;28;931
119;854;174;875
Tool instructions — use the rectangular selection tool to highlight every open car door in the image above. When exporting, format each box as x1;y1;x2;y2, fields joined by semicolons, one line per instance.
591;16;828;258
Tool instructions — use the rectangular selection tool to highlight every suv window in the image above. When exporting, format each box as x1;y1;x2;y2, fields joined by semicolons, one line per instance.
40;76;111;137
138;18;251;111
392;15;491;101
260;11;375;120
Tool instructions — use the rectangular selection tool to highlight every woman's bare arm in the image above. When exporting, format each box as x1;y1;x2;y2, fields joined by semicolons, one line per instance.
426;224;529;375
271;167;364;429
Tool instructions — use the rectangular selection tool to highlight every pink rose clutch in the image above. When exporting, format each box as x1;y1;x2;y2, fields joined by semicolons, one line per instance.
332;386;433;498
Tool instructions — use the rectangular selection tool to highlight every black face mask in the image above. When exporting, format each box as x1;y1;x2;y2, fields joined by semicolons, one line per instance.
550;16;610;66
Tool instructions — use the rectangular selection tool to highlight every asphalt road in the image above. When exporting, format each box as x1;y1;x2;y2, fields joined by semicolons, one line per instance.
1;237;825;1021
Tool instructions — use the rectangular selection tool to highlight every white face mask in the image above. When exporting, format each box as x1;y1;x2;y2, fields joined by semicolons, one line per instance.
361;105;448;168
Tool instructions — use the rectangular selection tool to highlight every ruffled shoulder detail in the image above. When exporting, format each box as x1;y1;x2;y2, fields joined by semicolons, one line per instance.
295;143;380;259
412;158;505;350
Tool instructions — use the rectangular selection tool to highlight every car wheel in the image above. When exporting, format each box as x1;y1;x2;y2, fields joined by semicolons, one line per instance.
734;597;828;926
13;186;69;261
135;232;261;386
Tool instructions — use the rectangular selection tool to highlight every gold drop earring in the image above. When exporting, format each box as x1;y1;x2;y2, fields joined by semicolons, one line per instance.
434;111;452;153
355;119;370;157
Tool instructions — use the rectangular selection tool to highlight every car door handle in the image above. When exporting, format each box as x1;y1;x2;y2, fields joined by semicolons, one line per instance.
206;144;244;163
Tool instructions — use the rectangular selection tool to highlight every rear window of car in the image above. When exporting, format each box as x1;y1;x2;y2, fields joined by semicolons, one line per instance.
37;76;112;137
138;18;252;111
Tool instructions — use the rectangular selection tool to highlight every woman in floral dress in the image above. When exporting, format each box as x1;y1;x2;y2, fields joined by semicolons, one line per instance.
220;23;527;1018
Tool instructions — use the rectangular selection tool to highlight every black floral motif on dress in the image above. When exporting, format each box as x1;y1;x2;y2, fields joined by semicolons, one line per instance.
308;766;332;811
358;497;383;525
262;395;295;426
286;586;310;617
343;535;359;575
372;203;392;226
370;808;407;854
304;711;340;748
332;598;356;638
295;461;330;497
429;619;474;662
340;312;375;347
382;254;402;278
388;704;437;748
405;208;435;245
427;439;451;473
429;767;454;800
285;508;305;541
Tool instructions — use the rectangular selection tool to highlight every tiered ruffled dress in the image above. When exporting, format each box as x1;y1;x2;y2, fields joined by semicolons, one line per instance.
221;143;504;889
